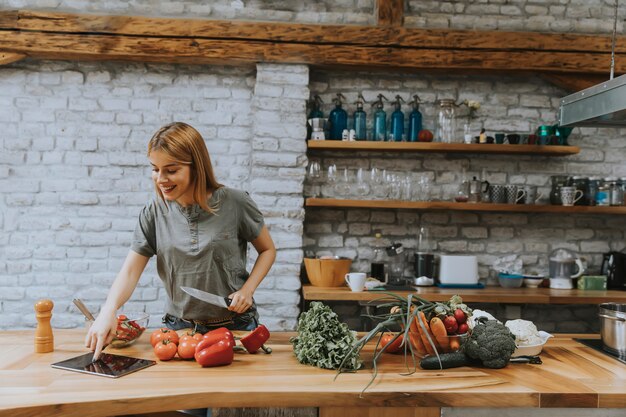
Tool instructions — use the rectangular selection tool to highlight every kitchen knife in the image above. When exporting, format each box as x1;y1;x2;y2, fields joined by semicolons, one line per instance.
180;286;232;309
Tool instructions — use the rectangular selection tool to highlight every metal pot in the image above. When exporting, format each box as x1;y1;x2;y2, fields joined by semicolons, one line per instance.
599;303;626;356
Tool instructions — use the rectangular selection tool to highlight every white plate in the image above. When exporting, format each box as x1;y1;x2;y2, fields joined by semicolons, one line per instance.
512;331;553;357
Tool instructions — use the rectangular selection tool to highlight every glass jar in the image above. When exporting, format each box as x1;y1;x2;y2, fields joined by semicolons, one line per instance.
596;184;610;206
588;176;601;206
436;99;457;144
571;176;590;206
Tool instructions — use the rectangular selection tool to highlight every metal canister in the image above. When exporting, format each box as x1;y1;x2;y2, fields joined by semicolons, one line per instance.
572;176;590;206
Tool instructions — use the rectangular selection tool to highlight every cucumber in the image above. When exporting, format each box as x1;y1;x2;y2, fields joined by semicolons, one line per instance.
420;352;469;370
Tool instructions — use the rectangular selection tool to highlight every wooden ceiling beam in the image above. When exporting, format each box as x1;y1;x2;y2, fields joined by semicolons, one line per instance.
0;51;25;65
0;29;623;74
377;0;404;27
2;9;626;54
0;9;623;81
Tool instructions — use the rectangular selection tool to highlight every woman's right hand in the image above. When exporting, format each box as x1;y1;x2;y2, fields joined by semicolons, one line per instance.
85;308;118;361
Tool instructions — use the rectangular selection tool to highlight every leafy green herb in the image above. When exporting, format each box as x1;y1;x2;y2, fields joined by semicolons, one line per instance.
290;301;362;371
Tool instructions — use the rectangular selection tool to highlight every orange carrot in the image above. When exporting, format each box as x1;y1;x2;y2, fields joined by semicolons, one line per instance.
411;308;435;355
449;335;461;352
429;317;450;353
408;306;427;356
418;311;438;354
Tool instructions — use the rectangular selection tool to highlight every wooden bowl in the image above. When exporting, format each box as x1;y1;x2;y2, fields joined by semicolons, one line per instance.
304;258;352;287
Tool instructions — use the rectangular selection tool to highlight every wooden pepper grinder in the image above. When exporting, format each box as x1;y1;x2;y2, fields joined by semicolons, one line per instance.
34;299;54;353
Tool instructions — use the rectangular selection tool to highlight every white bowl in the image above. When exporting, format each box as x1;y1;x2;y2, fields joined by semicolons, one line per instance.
523;278;543;288
512;331;553;357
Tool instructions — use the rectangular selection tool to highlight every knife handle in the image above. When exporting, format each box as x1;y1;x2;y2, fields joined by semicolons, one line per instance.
73;298;95;321
225;297;232;306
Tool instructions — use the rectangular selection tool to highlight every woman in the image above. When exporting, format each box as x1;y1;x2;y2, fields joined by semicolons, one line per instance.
86;122;276;360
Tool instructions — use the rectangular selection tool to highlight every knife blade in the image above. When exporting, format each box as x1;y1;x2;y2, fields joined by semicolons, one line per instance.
180;286;232;309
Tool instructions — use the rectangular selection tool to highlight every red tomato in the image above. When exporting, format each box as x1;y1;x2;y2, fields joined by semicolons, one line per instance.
454;309;467;324
418;129;434;142
116;314;128;321
180;331;204;344
154;340;177;361
178;339;199;360
380;332;404;354
150;328;179;347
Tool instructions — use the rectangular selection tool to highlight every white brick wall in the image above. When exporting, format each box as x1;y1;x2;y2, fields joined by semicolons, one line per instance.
0;61;280;329
4;0;623;33
2;0;376;24
250;63;309;331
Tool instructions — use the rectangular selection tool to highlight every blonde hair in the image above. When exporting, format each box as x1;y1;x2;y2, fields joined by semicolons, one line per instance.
148;122;222;214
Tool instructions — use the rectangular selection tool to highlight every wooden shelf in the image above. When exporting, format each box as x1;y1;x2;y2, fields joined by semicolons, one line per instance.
307;140;580;156
306;198;626;214
302;284;626;305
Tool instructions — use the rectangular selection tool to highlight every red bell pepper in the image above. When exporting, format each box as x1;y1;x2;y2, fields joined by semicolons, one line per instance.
240;324;272;354
194;336;234;367
202;327;235;345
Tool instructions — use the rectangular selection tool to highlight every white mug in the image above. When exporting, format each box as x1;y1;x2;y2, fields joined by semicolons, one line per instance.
560;186;583;206
345;272;367;292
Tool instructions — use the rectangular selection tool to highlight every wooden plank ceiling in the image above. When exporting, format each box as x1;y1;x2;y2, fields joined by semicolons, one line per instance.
0;0;622;91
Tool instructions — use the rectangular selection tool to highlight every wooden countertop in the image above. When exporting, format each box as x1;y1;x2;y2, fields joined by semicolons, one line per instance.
302;284;626;304
1;330;626;417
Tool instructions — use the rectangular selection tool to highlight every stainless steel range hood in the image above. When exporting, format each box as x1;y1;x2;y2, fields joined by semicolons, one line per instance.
559;73;626;127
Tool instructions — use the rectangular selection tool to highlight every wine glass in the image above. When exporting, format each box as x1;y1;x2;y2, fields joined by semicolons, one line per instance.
334;168;352;198
356;168;370;198
323;163;337;198
306;160;321;197
369;167;385;200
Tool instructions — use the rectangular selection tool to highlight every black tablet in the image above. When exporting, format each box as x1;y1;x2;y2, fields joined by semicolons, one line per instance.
51;352;156;378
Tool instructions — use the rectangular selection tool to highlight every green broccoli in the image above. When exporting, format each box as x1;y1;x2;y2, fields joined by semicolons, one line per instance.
463;318;516;369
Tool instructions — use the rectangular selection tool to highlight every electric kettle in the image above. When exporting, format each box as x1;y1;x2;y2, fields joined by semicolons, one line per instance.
548;248;584;289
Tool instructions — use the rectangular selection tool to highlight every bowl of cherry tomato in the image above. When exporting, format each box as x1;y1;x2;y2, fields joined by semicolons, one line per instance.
110;312;149;347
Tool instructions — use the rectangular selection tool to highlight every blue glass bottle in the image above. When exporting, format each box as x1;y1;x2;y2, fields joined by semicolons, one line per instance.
371;94;388;142
328;93;347;140
306;95;324;140
390;95;405;142
353;93;367;141
407;94;423;142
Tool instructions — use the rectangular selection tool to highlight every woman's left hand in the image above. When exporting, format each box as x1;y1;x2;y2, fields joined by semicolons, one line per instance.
228;289;254;314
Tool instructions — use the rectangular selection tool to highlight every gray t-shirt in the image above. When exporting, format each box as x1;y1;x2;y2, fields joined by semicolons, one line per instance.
131;187;265;321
